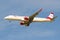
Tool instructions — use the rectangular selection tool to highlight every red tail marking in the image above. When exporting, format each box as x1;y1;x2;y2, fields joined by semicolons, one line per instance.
46;12;54;20
47;17;52;20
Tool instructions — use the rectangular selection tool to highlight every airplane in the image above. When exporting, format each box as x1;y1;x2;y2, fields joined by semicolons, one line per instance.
4;8;56;26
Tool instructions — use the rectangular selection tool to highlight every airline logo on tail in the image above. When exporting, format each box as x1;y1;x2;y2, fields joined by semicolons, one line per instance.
47;12;54;20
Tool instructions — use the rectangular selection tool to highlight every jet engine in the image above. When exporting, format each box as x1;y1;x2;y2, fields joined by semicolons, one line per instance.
20;16;29;25
20;21;24;25
24;16;29;20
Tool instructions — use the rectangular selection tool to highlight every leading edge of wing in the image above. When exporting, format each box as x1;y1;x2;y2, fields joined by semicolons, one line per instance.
25;8;43;26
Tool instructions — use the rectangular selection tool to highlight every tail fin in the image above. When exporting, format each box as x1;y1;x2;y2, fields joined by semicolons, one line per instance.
47;12;54;20
47;12;57;22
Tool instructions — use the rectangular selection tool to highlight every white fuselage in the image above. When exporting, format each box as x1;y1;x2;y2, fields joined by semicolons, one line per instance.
4;15;51;22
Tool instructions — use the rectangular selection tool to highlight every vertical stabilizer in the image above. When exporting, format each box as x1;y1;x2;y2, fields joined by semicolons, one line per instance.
47;12;54;20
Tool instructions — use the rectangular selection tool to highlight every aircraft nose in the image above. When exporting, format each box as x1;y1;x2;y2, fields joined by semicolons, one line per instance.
4;16;8;20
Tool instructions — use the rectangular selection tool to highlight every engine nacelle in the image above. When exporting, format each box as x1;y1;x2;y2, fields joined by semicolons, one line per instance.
20;16;29;25
20;22;24;25
24;16;29;20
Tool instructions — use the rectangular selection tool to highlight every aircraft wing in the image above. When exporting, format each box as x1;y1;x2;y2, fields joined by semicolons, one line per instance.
25;8;43;26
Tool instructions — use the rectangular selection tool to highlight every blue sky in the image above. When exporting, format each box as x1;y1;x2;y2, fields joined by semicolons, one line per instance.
0;0;60;40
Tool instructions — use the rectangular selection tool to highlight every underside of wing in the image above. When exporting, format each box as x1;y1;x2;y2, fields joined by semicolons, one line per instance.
24;8;43;26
